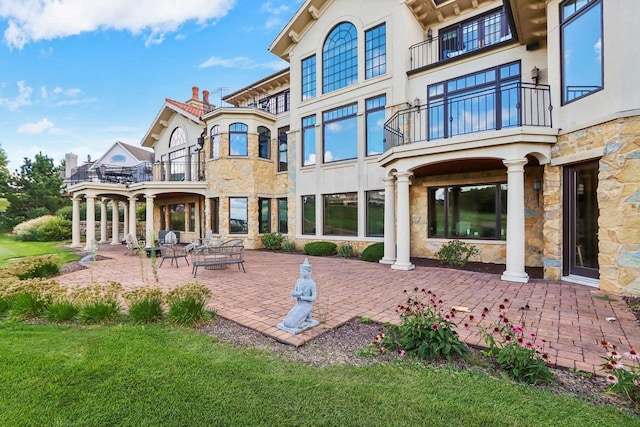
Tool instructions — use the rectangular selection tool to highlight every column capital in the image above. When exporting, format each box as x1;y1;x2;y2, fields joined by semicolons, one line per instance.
144;194;156;200
394;170;413;182
85;194;95;201
503;158;528;170
382;175;395;184
128;196;137;202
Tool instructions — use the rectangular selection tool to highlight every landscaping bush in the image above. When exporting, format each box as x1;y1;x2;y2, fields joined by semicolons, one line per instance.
165;283;212;326
35;216;71;241
45;301;79;323
376;289;469;361
7;292;47;319
12;255;62;279
436;240;480;268
124;287;164;324
55;206;73;221
1;279;63;320
73;282;122;324
337;244;355;258
281;240;296;253
304;241;337;257
13;215;56;241
360;242;384;262
261;232;284;250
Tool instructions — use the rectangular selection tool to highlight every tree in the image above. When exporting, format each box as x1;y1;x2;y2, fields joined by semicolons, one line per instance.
0;144;10;198
2;152;66;229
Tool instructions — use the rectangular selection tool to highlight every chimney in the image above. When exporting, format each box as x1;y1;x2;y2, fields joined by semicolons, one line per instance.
65;153;77;179
192;86;199;100
202;90;209;105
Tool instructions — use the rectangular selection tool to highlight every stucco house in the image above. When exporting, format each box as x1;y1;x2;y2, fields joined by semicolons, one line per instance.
67;0;640;295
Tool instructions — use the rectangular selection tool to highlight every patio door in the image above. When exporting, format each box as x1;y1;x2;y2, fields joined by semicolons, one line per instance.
563;161;599;279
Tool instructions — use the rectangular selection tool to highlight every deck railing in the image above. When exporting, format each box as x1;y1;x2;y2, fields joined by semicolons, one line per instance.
69;160;206;185
384;83;552;149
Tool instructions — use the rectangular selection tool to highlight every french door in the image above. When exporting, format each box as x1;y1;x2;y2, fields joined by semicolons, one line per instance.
563;161;599;279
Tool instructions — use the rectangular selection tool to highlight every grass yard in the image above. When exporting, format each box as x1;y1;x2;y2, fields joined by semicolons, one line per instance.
0;233;80;266
0;323;637;427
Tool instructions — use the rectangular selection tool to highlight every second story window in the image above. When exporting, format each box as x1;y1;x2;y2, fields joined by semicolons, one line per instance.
278;126;289;172
561;0;603;104
229;123;248;156
210;125;220;159
302;115;316;166
323;22;358;94
258;126;271;159
440;8;511;60
169;127;185;147
366;95;386;156
365;23;386;79
301;55;316;100
323;103;357;163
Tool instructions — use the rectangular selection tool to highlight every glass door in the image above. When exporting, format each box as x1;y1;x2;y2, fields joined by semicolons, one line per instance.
563;161;599;279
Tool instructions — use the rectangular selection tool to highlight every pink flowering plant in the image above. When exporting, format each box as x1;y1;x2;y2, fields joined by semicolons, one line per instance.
376;288;468;361
599;341;640;405
476;299;553;384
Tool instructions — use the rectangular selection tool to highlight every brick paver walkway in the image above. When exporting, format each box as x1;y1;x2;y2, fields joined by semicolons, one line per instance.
57;243;640;375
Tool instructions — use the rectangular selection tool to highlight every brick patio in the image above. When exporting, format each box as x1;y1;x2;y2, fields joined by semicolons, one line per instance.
57;243;640;374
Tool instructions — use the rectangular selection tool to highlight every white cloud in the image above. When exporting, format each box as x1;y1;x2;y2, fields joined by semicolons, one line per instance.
0;0;236;49
17;118;54;134
594;38;602;64
326;122;342;132
198;55;286;71
324;151;333;162
0;80;32;110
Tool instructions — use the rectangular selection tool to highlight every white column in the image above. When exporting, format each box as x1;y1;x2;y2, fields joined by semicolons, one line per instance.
71;196;81;247
128;196;137;240
85;195;96;250
123;202;130;237
501;159;529;283
392;171;415;271
111;201;120;245
380;176;396;265
185;152;192;181
99;199;108;243
145;194;155;248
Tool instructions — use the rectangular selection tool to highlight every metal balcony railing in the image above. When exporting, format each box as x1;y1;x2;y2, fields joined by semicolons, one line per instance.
384;83;552;149
409;10;513;72
154;160;206;182
69;162;154;185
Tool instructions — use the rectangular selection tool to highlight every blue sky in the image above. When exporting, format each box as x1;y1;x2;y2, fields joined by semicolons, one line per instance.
0;0;300;169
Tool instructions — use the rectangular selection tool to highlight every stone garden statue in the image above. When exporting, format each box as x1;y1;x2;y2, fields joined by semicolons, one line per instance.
277;258;319;334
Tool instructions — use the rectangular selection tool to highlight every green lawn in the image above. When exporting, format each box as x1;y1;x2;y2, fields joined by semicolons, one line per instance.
0;233;80;266
0;323;636;427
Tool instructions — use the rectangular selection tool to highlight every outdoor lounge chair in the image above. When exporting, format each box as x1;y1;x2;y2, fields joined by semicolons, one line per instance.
125;233;140;255
159;231;189;268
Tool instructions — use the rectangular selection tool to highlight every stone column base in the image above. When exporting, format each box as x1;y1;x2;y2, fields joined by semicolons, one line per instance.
501;270;530;283
391;262;415;271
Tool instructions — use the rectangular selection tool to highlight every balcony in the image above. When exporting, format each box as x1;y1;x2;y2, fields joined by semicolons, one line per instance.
68;161;206;185
409;9;513;73
384;82;552;149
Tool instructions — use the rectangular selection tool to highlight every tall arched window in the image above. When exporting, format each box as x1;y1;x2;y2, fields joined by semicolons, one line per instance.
229;123;248;156
257;126;271;159
210;125;220;159
169;127;185;147
323;22;357;94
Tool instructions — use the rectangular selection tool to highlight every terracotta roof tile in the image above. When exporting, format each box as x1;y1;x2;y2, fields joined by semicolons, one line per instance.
165;98;204;119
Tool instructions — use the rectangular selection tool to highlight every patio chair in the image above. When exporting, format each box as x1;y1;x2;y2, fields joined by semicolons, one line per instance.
159;231;189;268
125;233;140;255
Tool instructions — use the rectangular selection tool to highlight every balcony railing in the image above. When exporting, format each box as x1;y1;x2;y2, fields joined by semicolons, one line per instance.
68;160;206;185
409;10;513;72
384;83;552;149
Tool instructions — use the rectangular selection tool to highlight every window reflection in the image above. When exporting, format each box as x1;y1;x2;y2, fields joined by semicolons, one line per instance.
323;22;358;93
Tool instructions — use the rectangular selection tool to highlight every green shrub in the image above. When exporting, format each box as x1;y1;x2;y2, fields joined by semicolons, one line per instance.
13;255;62;279
304;241;337;257
73;282;123;324
35;216;71;241
55;206;73;221
165;283;212;326
436;240;480;268
78;301;120;324
281;240;296;253
124;287;164;324
7;292;47;319
261;232;284;250
360;242;384;262
46;301;79;323
13;215;57;241
136;204;146;221
337;244;355;258
0;296;9;315
377;289;468;361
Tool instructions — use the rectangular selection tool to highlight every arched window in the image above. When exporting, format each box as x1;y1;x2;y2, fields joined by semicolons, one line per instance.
210;125;220;159
110;154;126;163
257;126;270;159
229;123;248;156
323;22;358;94
169;127;185;147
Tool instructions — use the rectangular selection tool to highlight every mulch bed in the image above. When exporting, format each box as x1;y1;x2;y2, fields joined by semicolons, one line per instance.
411;257;544;279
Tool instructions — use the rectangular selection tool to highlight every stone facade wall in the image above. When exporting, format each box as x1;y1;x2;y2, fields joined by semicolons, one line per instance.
544;115;640;295
409;167;544;266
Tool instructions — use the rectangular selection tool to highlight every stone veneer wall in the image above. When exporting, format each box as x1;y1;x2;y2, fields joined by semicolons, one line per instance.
543;115;640;295
409;167;544;266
